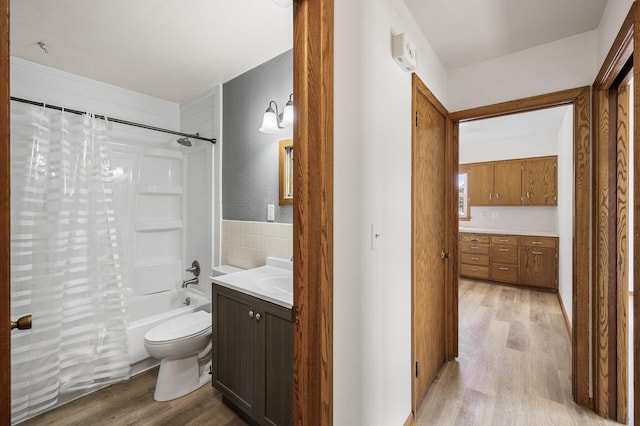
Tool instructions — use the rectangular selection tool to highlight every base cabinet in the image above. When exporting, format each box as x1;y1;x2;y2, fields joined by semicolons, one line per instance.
459;232;558;290
213;284;293;426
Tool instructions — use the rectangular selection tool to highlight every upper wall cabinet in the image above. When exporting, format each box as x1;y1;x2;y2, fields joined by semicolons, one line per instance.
521;156;557;206
461;155;557;207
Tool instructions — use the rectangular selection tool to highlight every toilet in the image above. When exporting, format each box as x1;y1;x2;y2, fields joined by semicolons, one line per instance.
144;310;212;401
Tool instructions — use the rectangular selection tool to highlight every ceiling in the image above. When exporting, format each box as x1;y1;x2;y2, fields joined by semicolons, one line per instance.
403;0;608;70
459;105;572;148
11;1;609;103
10;0;292;103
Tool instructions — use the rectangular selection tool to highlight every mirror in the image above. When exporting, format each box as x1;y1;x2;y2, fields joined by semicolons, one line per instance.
458;172;469;220
279;139;293;205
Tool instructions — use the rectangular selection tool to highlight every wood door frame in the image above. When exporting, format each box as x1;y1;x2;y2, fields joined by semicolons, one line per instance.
450;86;592;408
591;3;637;422
292;0;334;424
1;0;10;424
0;1;334;425
410;73;457;416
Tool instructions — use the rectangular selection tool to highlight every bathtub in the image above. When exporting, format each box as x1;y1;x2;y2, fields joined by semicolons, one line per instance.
126;288;210;365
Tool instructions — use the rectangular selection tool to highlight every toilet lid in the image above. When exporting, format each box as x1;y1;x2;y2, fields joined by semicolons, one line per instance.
144;310;212;344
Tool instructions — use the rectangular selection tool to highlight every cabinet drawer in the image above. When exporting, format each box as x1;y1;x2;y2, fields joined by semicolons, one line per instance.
459;241;490;255
491;263;518;283
460;264;490;279
459;233;490;244
490;235;518;246
519;236;557;248
490;245;518;264
460;253;489;266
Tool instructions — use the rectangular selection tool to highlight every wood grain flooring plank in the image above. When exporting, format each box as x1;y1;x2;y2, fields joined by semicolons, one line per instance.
417;279;620;426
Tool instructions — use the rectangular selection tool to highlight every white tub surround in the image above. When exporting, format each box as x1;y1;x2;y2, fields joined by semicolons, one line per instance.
212;257;293;308
221;220;293;270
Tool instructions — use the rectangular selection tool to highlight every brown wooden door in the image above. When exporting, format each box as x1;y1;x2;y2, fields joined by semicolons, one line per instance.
493;161;522;205
412;76;447;408
521;157;557;205
467;163;493;206
518;246;557;288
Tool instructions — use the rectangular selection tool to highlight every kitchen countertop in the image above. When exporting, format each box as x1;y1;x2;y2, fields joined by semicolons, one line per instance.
459;227;559;238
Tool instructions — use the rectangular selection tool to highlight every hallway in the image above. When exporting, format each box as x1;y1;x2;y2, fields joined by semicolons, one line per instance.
416;279;619;425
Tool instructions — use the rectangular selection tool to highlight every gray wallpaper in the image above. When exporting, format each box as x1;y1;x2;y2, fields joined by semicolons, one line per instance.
222;49;293;224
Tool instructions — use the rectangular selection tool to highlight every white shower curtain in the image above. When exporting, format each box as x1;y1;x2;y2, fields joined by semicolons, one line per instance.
10;102;130;423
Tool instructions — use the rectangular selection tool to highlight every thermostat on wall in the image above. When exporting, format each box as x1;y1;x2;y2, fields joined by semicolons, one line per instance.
392;33;417;72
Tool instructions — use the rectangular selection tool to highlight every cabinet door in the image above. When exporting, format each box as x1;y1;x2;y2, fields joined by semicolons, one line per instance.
521;157;557;206
259;301;293;426
213;286;258;418
519;247;557;289
466;163;493;206
493;161;522;205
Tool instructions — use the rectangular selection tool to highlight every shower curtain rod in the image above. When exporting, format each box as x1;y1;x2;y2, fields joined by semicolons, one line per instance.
10;96;217;144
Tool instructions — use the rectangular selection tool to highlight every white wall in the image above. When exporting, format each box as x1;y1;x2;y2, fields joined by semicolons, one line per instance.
334;0;447;423
447;31;597;112
556;106;574;326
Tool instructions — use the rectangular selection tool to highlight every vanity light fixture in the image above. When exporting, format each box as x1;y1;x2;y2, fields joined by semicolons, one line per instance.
281;94;294;128
259;94;294;133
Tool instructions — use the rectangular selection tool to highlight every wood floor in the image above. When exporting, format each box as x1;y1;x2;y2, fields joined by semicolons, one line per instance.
19;368;246;426
416;278;620;426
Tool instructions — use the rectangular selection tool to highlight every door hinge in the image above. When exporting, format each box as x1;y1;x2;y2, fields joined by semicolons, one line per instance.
415;111;419;127
415;362;419;377
292;305;300;324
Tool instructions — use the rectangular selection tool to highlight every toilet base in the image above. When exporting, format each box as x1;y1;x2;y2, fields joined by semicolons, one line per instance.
153;355;211;401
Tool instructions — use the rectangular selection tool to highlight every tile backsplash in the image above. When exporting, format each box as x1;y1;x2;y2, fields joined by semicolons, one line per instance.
221;220;293;269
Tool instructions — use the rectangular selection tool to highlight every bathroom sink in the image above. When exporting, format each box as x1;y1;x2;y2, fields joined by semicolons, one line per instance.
255;276;292;296
211;257;294;308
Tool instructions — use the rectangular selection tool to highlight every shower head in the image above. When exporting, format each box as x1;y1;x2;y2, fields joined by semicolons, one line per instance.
176;137;192;147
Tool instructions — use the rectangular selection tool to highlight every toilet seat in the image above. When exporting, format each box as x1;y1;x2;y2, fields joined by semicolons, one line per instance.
144;310;212;345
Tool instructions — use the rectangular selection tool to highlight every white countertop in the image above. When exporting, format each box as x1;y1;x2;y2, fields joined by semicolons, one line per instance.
458;227;559;237
211;257;293;309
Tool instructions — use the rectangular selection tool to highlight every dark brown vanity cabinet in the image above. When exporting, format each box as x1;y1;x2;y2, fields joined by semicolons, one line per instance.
213;284;293;426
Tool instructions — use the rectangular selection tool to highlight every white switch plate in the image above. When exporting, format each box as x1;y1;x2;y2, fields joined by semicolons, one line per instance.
371;224;382;250
267;204;275;221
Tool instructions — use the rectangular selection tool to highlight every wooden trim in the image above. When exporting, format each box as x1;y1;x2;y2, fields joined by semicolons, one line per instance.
615;82;629;424
590;3;637;421
0;0;9;424
593;3;636;89
279;138;294;206
292;0;333;425
447;119;459;359
557;293;572;341
403;412;416;426
451;86;591;408
633;5;640;425
450;87;588;122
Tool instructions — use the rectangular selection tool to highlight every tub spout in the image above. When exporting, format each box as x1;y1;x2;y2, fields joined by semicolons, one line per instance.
182;277;199;288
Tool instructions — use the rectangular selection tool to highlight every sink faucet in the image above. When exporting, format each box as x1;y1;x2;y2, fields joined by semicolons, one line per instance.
182;277;199;288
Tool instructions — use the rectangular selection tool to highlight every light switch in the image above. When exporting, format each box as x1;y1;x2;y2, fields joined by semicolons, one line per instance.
371;224;382;250
267;204;275;221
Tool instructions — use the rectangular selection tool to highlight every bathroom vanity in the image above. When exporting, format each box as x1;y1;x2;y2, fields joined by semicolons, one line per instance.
212;259;293;426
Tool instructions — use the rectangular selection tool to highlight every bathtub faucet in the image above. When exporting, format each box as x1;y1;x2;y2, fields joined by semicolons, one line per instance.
182;277;199;288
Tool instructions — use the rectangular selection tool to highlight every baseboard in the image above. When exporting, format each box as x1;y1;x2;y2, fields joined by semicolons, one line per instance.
557;292;572;340
404;411;415;426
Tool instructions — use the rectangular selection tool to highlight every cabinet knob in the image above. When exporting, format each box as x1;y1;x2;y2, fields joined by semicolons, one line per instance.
499;267;509;271
470;257;479;261
255;313;261;321
499;248;509;252
532;251;543;255
496;193;500;200
249;310;254;318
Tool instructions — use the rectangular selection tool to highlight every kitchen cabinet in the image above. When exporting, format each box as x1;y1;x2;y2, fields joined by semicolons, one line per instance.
461;156;557;207
521;157;558;206
459;232;558;290
213;284;293;426
466;163;493;206
518;236;558;289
